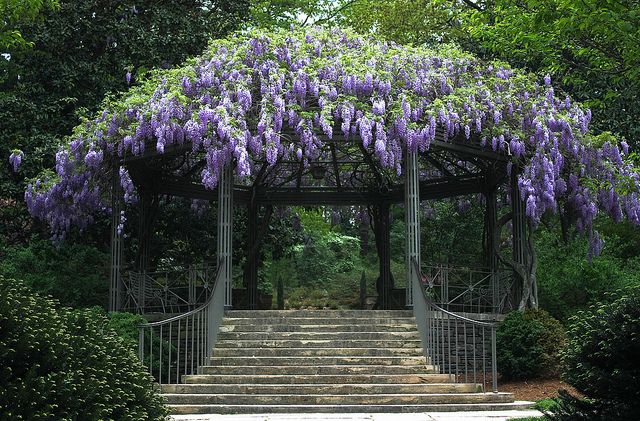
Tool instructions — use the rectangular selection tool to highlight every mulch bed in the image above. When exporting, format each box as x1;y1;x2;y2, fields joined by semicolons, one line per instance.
499;377;580;402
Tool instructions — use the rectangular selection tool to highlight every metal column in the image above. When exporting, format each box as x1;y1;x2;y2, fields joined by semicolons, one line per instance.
404;151;421;308
510;170;526;307
217;165;234;309
377;203;391;310
109;169;124;312
485;187;499;312
247;204;258;310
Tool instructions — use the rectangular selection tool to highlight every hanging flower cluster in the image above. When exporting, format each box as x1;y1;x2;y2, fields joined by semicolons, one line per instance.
21;26;639;249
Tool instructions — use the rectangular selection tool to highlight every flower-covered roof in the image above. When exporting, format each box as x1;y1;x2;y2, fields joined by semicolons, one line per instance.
22;26;639;248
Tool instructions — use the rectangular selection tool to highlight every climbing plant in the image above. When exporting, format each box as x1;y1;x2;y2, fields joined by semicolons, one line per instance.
13;27;640;310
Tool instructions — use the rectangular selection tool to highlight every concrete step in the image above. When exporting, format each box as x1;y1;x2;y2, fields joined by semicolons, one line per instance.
181;373;455;384
221;317;416;326
161;383;482;395
219;324;419;332
199;364;436;375
212;347;424;357
217;331;421;341
168;401;534;414
215;339;423;348
226;310;414;318
162;392;515;405
208;356;429;366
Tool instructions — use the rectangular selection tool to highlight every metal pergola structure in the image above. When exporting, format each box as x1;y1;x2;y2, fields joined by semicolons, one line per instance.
109;127;529;312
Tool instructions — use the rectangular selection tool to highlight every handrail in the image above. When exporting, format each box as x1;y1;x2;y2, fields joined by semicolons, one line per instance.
420;263;507;314
123;261;217;314
144;271;221;327
411;257;499;393
138;259;226;384
415;261;497;327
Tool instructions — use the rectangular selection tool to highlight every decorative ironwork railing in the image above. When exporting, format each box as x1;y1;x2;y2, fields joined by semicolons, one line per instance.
421;264;513;314
138;260;226;384
412;258;498;393
122;262;217;314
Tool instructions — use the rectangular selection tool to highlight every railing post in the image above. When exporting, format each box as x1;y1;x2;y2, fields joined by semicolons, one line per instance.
491;324;498;393
404;150;420;308
218;164;234;309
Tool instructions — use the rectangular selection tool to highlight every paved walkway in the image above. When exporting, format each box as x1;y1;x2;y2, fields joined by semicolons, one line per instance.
172;411;543;421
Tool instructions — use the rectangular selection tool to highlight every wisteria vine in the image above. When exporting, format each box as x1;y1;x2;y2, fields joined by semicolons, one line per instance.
18;26;639;252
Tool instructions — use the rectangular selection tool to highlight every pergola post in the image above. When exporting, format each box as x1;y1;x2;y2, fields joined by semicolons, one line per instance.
138;192;153;274
376;203;391;310
109;169;123;312
510;170;526;307
247;203;258;310
217;164;234;309
485;186;499;312
404;151;421;308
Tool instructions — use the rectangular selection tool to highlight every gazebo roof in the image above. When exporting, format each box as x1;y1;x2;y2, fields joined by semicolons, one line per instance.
22;26;639;245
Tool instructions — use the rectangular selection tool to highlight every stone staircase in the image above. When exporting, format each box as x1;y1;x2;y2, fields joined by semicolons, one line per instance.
161;310;531;414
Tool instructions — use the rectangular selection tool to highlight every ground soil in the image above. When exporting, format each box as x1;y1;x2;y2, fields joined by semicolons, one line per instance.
500;377;580;402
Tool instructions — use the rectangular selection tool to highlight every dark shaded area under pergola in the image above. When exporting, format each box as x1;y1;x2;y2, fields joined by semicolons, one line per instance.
109;126;528;312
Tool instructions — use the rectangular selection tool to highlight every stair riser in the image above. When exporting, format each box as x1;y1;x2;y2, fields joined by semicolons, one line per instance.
215;340;422;348
181;374;455;384
208;356;429;366
222;317;416;325
161;384;482;395
226;310;414;318
217;332;421;340
212;347;423;357
162;393;514;405
168;402;533;415
199;365;436;375
220;324;418;332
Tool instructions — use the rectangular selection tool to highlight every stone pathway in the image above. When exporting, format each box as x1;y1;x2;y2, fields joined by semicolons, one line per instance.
172;410;543;420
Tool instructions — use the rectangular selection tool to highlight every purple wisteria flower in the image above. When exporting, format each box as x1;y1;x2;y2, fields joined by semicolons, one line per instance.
20;26;640;258
9;150;23;172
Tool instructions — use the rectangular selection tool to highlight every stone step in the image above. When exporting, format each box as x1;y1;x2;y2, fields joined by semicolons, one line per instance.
215;339;423;348
161;383;482;395
168;401;534;415
199;364;436;375
162;392;515;405
220;324;419;332
208;356;429;367
222;317;416;326
226;310;414;318
182;373;455;384
212;347;424;357
217;331;421;341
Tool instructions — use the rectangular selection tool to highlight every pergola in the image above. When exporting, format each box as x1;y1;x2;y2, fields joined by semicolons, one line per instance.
108;125;523;311
23;27;636;315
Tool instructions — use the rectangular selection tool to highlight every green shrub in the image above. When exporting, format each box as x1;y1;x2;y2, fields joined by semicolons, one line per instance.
497;308;566;380
0;276;167;420
0;237;108;308
107;310;148;350
548;288;640;420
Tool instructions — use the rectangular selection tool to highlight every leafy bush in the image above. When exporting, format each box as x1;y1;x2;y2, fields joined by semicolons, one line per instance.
107;310;148;350
0;237;108;308
0;276;167;420
497;308;566;380
548;288;640;420
536;228;640;322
